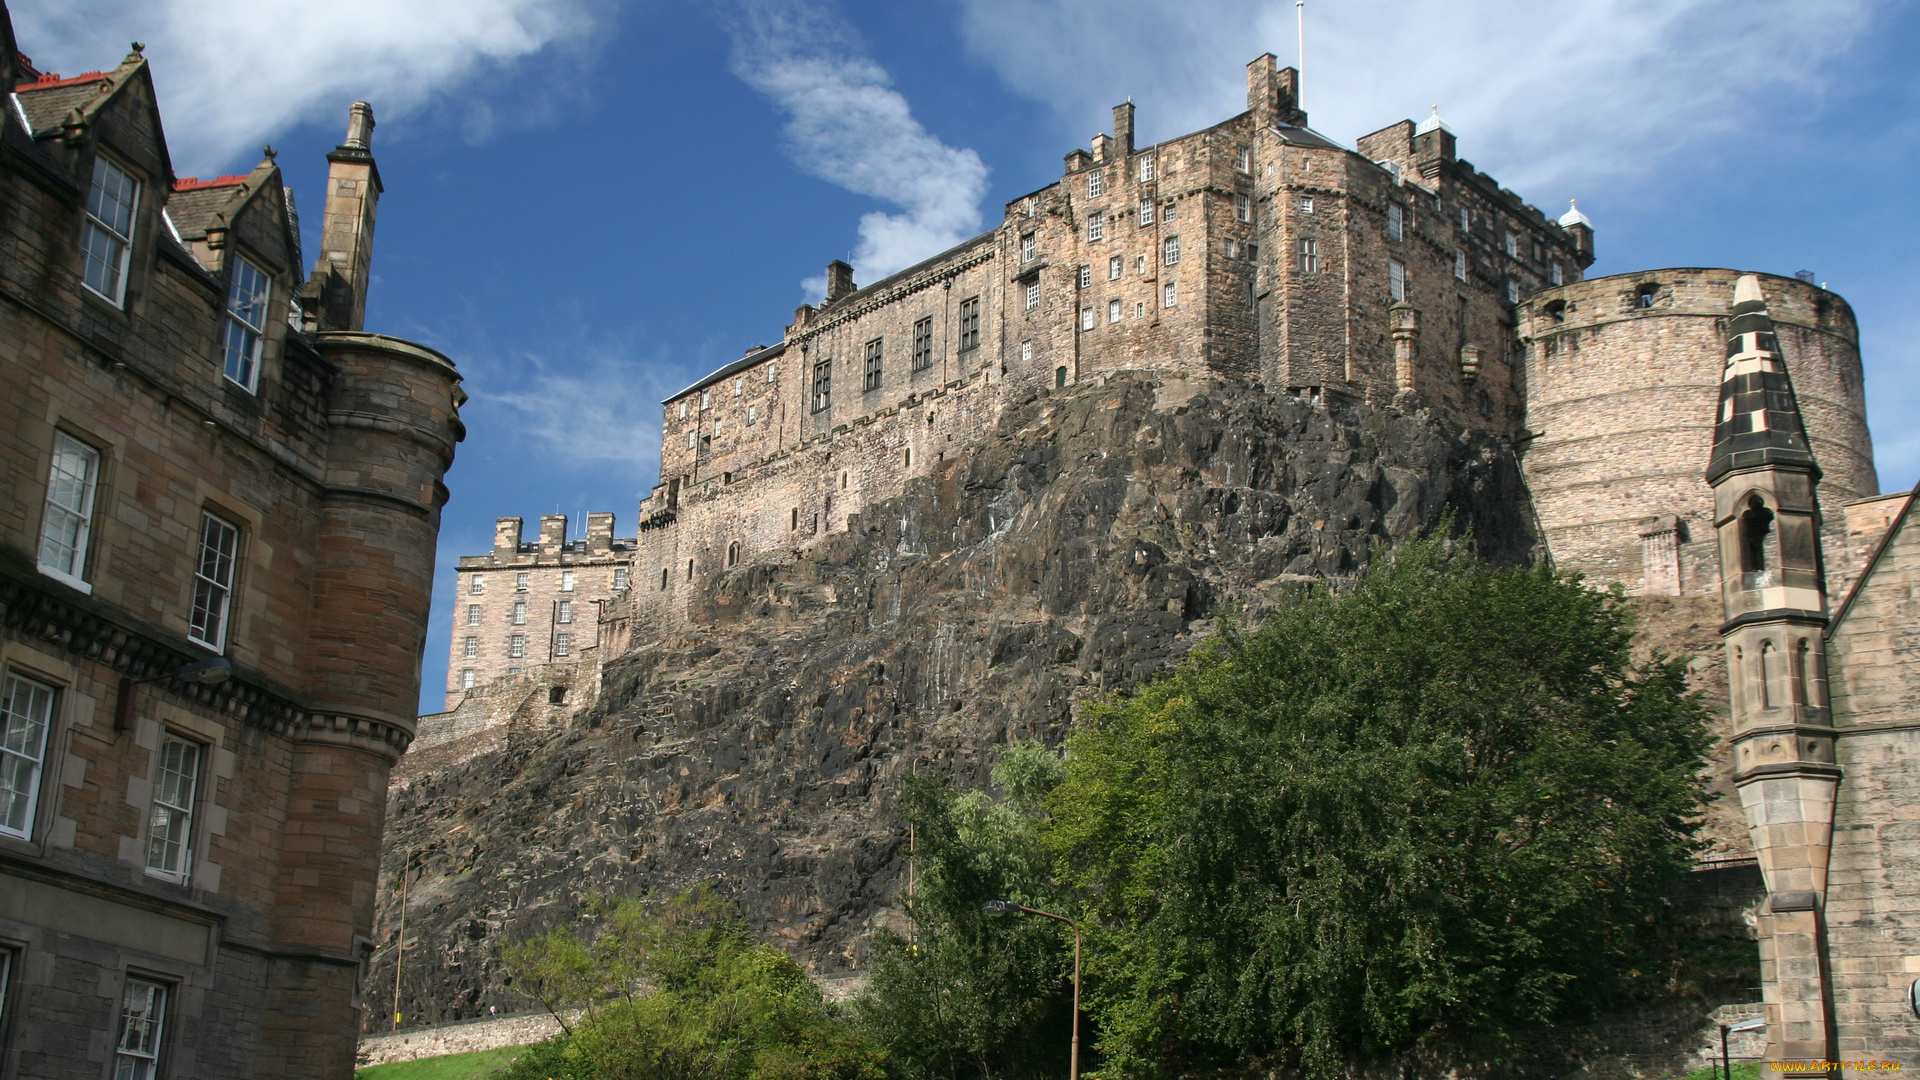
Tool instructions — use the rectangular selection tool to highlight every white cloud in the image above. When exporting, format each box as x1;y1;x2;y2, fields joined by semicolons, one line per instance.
954;0;1880;196
8;0;604;174
470;346;674;481
725;0;989;294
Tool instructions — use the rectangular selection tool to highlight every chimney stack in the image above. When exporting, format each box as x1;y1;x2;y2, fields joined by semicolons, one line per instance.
587;512;615;554
539;514;568;555
308;101;382;331
824;260;856;305
494;517;524;557
1113;102;1135;157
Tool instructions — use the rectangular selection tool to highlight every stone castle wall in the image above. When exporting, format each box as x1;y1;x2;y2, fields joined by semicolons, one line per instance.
1519;269;1877;595
447;513;631;696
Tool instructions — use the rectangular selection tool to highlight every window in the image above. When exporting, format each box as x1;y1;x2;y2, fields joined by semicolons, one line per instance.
221;255;270;391
1107;298;1122;324
83;156;140;305
747;405;757;424
613;567;629;590
687;430;697;450
1235;193;1251;222
1454;251;1468;281
145;734;200;881
515;572;529;591
1225;239;1237;259
1550;263;1564;287
733;377;743;397
1138;154;1155;181
1389;260;1407;302
506;667;522;676
1021;233;1036;261
1298;238;1320;274
1088;171;1104;197
463;637;478;658
461;669;476;690
512;601;527;625
1020;340;1032;364
1076;265;1091;289
1458;206;1469;231
767;362;778;383
712;419;722;438
1162;236;1180;266
1507;279;1521;304
0;672;54;841
1163;200;1177;222
1109;255;1123;280
509;634;526;659
557;600;574;624
466;604;481;626
555;632;572;657
1504;233;1518;259
1138;198;1154;226
1080;307;1094;331
811;360;832;413
864;338;883;393
468;576;483;595
1136;255;1147;275
661;566;670;589
1086;212;1104;242
1387;203;1403;241
38;432;99;589
701;391;711;410
188;513;239;651
959;296;981;351
911;317;933;371
114;977;170;1080
678;402;688;420
1638;283;1658;308
1235;146;1251;172
727;541;740;567
1299;195;1314;214
1024;281;1040;311
1164;282;1178;308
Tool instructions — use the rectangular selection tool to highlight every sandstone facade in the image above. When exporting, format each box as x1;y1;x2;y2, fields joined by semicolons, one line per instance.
0;12;459;1078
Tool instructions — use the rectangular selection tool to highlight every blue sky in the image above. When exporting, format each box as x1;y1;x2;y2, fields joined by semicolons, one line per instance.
15;0;1918;712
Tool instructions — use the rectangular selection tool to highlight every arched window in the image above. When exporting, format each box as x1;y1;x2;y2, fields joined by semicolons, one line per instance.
727;541;740;567
1760;640;1784;709
1792;638;1814;706
1740;495;1775;581
1730;646;1745;707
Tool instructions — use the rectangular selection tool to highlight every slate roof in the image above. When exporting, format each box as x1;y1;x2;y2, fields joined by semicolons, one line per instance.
1707;275;1820;484
165;179;246;240
13;72;107;134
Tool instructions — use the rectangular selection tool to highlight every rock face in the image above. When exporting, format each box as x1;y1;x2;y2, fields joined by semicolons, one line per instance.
369;375;1541;1027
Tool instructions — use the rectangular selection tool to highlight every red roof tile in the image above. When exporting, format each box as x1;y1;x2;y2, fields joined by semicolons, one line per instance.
15;70;107;92
173;175;249;192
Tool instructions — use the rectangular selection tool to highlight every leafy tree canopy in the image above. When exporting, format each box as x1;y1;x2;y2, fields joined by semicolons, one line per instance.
1045;530;1713;1077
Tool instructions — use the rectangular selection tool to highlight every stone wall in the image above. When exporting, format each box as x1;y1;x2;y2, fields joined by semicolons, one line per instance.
357;1010;569;1066
447;513;631;695
1519;270;1877;595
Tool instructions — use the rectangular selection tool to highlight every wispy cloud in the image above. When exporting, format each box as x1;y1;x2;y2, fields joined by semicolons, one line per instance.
724;0;989;295
463;344;677;484
8;0;607;175
954;0;1881;195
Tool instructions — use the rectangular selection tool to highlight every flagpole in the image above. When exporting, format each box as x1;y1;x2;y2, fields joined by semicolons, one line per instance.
1296;0;1306;109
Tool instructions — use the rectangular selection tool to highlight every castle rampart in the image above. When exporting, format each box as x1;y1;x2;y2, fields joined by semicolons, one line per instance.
1520;270;1876;594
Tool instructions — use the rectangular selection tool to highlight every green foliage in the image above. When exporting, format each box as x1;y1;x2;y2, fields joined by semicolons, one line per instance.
1047;529;1713;1077
354;1045;529;1080
496;889;885;1080
848;744;1076;1080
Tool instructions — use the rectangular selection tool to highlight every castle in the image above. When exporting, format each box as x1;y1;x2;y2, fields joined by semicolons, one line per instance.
431;55;1912;1066
0;6;461;1076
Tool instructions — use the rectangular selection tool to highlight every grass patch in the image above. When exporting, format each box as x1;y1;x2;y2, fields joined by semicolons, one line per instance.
1670;1063;1760;1080
355;1044;531;1080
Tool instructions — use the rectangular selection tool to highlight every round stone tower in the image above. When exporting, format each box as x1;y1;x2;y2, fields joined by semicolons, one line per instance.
1518;269;1876;595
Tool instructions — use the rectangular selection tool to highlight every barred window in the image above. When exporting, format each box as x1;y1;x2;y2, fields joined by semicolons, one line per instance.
83;156;140;306
114;978;170;1080
812;359;833;413
958;296;981;351
912;317;933;371
864;339;883;391
222;255;270;391
1298;238;1320;274
1163;236;1180;266
188;513;239;652
145;734;201;880
1086;211;1104;243
0;673;54;840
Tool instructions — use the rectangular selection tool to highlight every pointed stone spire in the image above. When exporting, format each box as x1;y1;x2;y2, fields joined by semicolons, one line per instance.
1706;274;1819;484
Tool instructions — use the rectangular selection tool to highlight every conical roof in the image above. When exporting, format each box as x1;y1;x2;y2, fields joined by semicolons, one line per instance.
1706;275;1820;484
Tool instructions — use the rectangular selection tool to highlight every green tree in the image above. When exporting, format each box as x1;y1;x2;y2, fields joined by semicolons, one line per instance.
849;743;1076;1080
497;888;885;1080
1047;530;1713;1077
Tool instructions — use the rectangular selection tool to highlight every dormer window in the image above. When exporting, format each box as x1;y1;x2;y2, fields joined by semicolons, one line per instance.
83;156;140;306
222;256;270;391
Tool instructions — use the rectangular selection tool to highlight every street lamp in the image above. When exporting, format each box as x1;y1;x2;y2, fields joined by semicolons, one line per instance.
984;900;1081;1080
114;657;233;732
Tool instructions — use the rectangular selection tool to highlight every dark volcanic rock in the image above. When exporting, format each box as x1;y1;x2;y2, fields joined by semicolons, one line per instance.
368;375;1540;1029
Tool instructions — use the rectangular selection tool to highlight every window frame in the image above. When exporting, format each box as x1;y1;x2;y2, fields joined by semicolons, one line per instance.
463;636;479;659
83;155;141;307
1138;154;1155;182
864;338;884;391
1163;236;1181;267
466;604;482;626
0;671;56;842
958;296;981;351
1087;170;1104;197
1454;251;1468;282
1389;259;1407;302
461;669;476;690
555;632;572;657
1235;193;1251;223
1387;203;1404;242
1079;307;1094;331
221;254;271;392
560;570;575;592
911;317;933;372
143;733;202;883
811;359;833;413
1024;281;1040;311
187;512;240;652
1138;197;1154;226
612;567;629;590
1020;233;1036;262
557;600;573;625
37;432;101;593
468;576;483;595
113;975;172;1080
1108;255;1123;281
1107;298;1122;324
1086;211;1105;243
511;601;527;625
509;634;526;659
1163;282;1178;308
1297;238;1320;274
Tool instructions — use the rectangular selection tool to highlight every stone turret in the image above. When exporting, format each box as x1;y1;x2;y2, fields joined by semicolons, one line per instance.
1708;274;1838;1067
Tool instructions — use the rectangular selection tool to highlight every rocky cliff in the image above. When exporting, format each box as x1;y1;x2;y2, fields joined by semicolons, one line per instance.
368;373;1550;1027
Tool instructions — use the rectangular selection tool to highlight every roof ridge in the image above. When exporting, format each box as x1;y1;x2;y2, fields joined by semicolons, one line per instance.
1826;487;1917;634
173;174;250;191
15;70;108;92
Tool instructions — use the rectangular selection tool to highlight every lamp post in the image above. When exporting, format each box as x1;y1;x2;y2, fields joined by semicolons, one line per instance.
984;900;1081;1080
114;657;233;732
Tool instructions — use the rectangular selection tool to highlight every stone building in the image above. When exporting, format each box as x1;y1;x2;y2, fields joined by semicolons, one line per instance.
443;513;633;699
0;10;461;1078
1705;276;1915;1067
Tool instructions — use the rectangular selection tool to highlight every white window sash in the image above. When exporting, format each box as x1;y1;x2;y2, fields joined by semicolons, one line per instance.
222;256;269;390
83;157;139;306
38;432;100;591
144;735;200;881
188;513;239;651
114;978;169;1079
0;673;55;840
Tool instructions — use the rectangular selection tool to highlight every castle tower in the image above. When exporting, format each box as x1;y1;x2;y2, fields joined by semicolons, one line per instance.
1707;275;1839;1066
